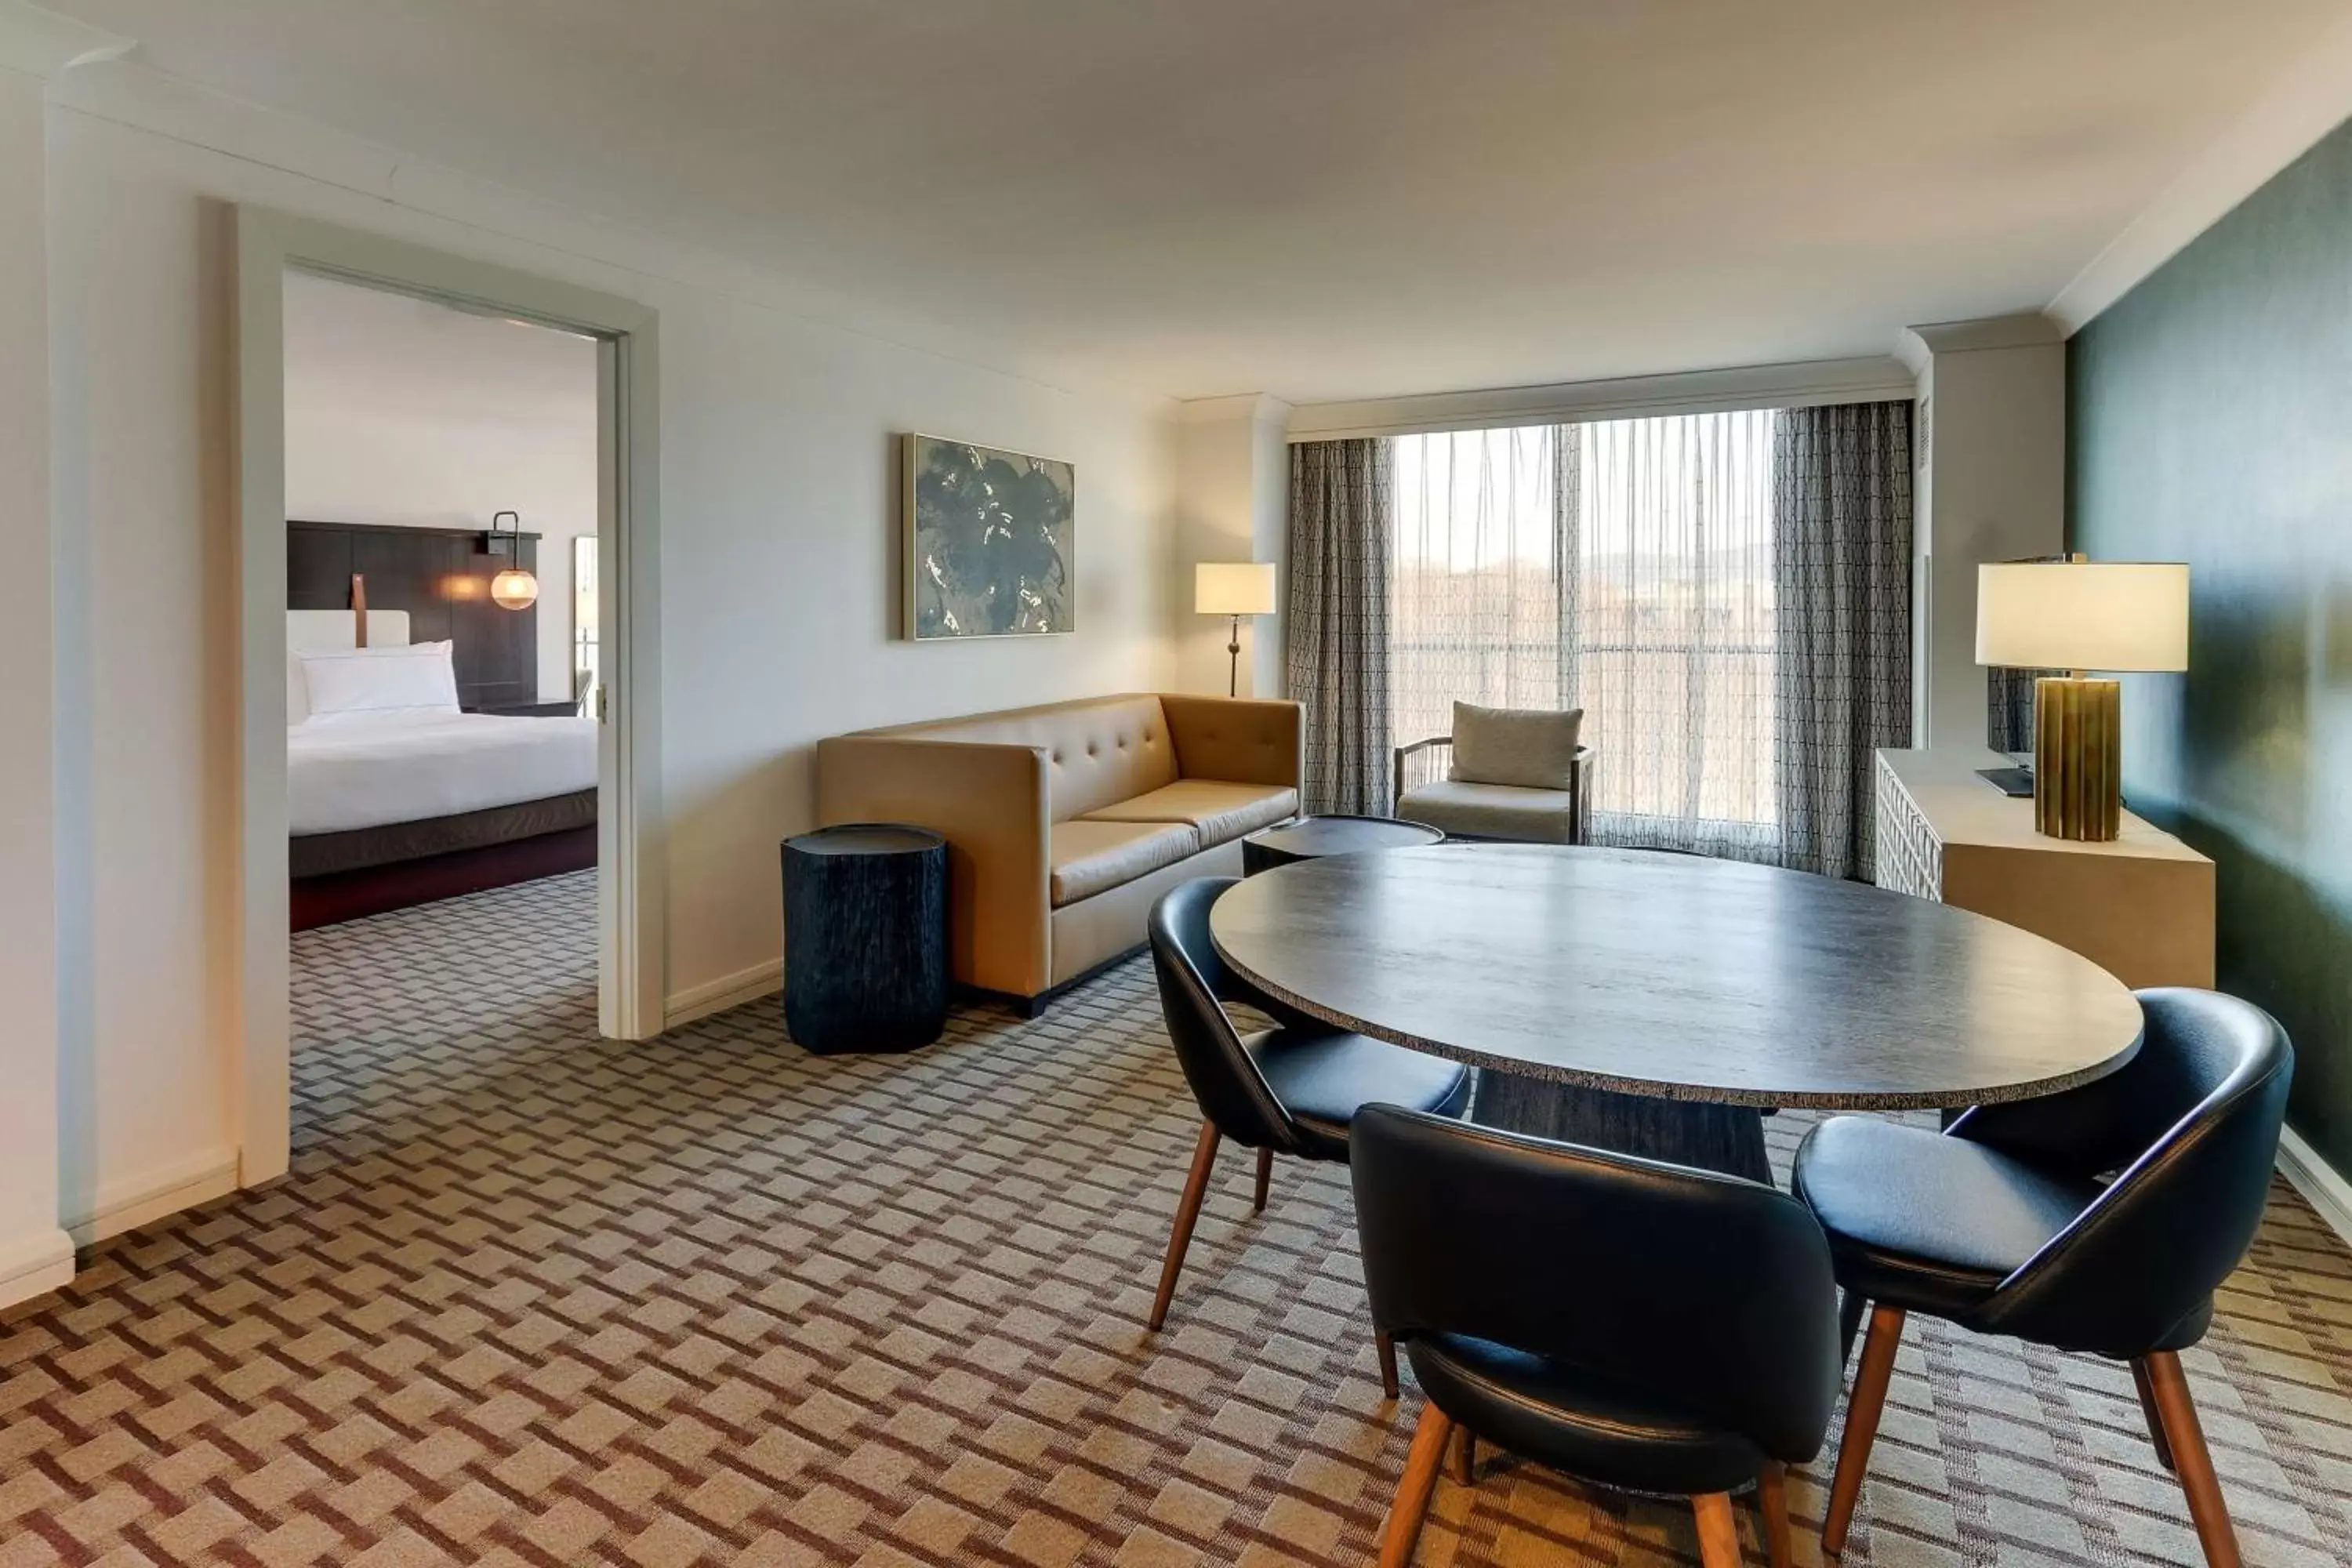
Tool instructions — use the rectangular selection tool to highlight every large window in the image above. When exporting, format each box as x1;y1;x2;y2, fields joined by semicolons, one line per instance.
1392;411;1777;858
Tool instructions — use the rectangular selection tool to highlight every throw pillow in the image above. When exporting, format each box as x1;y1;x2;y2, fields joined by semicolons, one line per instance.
1449;701;1584;790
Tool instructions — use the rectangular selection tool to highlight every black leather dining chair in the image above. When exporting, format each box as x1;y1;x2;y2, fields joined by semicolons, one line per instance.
1145;878;1472;1394
1792;987;2292;1568
1352;1105;1842;1568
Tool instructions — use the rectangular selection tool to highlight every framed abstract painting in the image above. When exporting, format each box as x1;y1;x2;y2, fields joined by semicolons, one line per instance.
902;434;1075;640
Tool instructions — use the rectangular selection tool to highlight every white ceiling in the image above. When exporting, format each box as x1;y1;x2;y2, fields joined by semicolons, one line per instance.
54;0;2352;404
281;270;597;430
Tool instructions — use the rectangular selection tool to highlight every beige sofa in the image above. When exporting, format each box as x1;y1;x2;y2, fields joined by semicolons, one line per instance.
816;694;1301;1010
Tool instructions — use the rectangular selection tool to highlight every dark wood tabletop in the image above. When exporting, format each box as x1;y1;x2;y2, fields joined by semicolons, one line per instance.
1208;843;2144;1111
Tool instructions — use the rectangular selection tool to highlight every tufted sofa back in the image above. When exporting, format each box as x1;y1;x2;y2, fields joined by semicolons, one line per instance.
873;695;1178;821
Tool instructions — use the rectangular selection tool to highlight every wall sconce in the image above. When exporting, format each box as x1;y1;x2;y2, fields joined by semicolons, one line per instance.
486;508;539;612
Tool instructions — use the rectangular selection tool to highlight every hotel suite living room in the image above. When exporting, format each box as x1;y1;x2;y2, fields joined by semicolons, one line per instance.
5;3;2352;1566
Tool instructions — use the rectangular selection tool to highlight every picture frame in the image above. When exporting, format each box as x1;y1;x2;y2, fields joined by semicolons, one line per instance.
902;433;1076;641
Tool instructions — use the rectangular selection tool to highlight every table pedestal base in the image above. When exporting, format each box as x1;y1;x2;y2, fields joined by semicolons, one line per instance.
1469;1073;1772;1185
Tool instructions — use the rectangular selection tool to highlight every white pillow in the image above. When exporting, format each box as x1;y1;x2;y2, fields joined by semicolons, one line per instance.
299;641;460;726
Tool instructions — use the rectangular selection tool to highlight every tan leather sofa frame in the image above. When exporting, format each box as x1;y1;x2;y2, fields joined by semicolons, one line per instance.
817;694;1302;1013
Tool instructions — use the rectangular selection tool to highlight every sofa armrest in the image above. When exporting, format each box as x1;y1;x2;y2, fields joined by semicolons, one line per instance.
815;735;1051;997
1160;695;1302;789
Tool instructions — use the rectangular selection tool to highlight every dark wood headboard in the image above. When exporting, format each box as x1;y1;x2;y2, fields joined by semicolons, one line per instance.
288;519;543;712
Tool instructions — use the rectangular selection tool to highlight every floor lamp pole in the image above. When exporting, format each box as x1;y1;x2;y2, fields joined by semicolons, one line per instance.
1225;614;1242;697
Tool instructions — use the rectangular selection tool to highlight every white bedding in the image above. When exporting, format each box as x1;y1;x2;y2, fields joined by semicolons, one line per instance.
288;711;598;836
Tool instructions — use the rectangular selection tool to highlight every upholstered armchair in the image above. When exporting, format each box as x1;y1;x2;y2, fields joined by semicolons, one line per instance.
1394;702;1592;844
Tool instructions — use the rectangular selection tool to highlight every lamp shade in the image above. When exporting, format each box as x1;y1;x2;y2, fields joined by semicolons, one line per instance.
1195;561;1278;616
1976;561;2188;672
490;568;540;612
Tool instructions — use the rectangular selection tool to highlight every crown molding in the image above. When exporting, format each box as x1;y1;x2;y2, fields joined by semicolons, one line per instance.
0;2;132;79
1284;355;1914;444
1898;313;2064;369
1176;392;1291;426
2049;11;2352;334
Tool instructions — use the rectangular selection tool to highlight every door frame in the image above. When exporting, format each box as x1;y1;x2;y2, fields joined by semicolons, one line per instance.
232;206;666;1186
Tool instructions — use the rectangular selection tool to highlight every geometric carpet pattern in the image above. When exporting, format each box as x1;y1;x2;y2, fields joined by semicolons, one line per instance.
1;870;2348;1566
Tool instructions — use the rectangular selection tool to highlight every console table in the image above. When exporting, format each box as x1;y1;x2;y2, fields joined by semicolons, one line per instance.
1874;747;2215;989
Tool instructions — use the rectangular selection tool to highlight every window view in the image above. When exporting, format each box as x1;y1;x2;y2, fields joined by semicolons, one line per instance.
1392;411;1777;857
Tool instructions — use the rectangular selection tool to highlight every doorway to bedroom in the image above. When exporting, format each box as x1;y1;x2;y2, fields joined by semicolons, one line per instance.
281;273;602;937
235;208;664;1196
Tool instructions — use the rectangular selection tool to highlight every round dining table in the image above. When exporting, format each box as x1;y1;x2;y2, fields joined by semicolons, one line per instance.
1207;842;2145;1182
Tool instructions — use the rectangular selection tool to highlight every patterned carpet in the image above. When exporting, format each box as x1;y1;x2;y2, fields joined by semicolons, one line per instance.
2;869;2349;1566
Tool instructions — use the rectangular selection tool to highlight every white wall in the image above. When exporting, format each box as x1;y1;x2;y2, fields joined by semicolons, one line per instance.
0;53;71;1307
283;274;599;701
1904;318;2069;749
34;67;1177;1254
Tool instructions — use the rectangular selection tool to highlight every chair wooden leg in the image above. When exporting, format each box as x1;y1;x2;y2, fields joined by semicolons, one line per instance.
1378;1403;1454;1568
1822;1305;1906;1555
1254;1147;1272;1213
1147;1122;1221;1331
1838;1290;1867;1364
1692;1492;1742;1568
1758;1461;1793;1568
2142;1352;2244;1568
1451;1426;1475;1484
2131;1357;2177;1472
1375;1330;1400;1399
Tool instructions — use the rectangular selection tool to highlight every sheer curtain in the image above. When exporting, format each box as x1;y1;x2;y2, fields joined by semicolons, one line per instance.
1391;414;1778;859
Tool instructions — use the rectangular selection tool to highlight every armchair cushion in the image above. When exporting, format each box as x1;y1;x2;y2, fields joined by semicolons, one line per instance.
1083;780;1298;846
1399;778;1582;843
1048;819;1201;907
1450;701;1584;789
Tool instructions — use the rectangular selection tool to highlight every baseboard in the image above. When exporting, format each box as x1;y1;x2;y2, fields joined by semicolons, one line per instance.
64;1147;240;1247
0;1226;76;1310
2278;1125;2352;1250
663;957;782;1029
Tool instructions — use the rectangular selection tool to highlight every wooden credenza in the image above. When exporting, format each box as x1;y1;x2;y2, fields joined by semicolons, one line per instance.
1875;748;2215;989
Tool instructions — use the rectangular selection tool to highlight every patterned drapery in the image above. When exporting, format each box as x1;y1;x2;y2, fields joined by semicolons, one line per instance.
1286;440;1395;813
1771;400;1916;880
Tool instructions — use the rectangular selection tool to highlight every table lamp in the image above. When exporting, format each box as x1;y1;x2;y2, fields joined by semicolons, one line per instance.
1196;562;1278;697
1976;558;2189;841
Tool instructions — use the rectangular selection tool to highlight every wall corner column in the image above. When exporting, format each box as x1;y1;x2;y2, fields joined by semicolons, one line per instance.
1172;393;1290;698
1900;315;2068;752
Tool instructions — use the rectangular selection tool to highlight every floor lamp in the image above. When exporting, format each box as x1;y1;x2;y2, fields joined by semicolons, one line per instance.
1196;563;1278;697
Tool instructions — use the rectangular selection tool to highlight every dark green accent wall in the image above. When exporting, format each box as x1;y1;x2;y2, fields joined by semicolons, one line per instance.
2069;117;2352;1181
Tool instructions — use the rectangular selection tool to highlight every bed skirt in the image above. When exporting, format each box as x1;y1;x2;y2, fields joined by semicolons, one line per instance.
290;790;597;931
291;789;597;878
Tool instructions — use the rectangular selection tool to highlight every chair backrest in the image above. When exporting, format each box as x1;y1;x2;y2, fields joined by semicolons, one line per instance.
1351;1105;1843;1464
1958;988;2293;1355
1148;879;1305;1152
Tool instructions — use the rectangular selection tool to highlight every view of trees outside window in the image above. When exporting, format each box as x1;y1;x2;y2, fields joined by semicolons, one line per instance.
1391;411;1778;857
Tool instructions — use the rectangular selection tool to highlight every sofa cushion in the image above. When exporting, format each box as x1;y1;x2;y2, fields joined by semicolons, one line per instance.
1081;781;1298;846
1450;701;1584;789
1399;778;1579;843
1048;818;1201;907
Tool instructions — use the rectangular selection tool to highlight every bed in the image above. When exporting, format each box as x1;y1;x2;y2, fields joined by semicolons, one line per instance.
288;607;597;930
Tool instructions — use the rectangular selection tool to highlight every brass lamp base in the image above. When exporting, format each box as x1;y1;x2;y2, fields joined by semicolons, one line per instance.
2033;676;2122;841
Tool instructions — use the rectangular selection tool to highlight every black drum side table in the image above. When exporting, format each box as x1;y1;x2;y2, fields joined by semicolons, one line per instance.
1240;813;1445;874
782;824;949;1054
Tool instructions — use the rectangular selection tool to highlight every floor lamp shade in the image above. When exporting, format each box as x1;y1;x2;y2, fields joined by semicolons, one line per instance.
1196;563;1277;696
1195;562;1279;617
1976;561;2189;842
